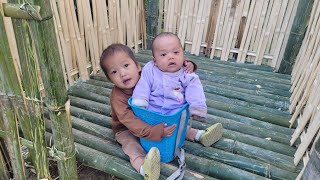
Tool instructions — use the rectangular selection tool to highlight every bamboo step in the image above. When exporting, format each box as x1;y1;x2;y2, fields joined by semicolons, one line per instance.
66;52;300;179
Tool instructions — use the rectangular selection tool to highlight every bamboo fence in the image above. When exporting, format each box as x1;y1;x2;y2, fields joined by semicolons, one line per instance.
289;0;320;178
157;0;299;69
51;0;146;86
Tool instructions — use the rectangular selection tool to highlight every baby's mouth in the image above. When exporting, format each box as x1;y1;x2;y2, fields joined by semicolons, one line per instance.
169;62;176;66
123;78;131;85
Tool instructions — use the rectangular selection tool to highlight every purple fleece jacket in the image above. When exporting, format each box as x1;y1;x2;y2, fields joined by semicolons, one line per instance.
132;61;207;117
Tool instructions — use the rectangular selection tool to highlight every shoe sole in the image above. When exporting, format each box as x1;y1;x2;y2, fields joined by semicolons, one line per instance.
143;147;160;180
200;123;223;147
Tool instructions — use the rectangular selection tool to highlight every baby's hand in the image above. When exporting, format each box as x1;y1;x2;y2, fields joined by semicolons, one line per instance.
184;59;195;73
163;123;176;137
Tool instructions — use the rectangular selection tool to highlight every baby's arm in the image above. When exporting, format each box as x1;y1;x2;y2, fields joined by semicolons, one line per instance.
132;63;153;108
184;73;207;118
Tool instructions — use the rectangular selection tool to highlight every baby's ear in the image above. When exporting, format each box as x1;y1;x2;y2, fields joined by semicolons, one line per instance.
137;63;142;71
153;57;157;65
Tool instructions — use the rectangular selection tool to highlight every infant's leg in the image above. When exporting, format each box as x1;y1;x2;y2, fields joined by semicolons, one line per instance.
116;130;146;172
185;126;198;141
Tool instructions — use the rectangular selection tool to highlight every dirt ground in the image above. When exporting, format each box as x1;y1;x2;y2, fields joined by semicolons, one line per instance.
25;160;120;180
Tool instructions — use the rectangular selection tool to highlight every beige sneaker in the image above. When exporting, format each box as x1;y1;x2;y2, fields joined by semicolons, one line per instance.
143;147;160;180
199;123;223;147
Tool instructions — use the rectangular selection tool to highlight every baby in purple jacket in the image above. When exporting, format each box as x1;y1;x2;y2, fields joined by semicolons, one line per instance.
132;32;223;146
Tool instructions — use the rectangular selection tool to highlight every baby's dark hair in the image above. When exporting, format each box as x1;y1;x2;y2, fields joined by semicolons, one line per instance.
100;44;139;78
151;32;182;55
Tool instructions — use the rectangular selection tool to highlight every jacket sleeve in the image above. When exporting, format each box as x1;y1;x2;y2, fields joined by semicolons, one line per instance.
132;62;153;105
184;73;207;117
111;92;164;141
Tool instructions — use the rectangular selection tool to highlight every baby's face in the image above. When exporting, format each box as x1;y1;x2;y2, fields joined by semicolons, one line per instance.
153;36;184;73
101;52;141;91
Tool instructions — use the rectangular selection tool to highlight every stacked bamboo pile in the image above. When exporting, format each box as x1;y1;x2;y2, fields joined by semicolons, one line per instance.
157;0;299;69
66;50;301;179
51;0;146;85
288;0;320;178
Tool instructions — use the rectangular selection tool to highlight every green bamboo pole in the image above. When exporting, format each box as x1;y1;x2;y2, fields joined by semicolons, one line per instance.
146;0;159;49
0;110;11;180
29;0;78;178
183;141;297;180
278;0;315;74
5;0;54;178
0;95;26;180
46;119;266;179
66;109;300;173
0;144;10;179
45;120;218;180
2;3;41;20
68;87;293;145
83;78;294;135
68;95;295;156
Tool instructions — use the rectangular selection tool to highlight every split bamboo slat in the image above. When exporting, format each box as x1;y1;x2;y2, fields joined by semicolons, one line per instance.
288;0;320;171
159;0;297;68
49;0;146;86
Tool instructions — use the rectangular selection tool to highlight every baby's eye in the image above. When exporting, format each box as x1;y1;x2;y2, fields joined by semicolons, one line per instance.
111;70;117;74
174;51;179;54
124;64;129;68
160;53;166;57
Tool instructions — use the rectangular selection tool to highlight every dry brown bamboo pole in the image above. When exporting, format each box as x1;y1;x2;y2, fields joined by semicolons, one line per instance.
265;0;281;53
195;0;211;55
205;0;221;56
251;0;269;59
56;0;74;84
216;0;228;47
220;0;238;61
134;1;139;52
290;30;320;112
293;106;320;165
167;0;175;32
65;0;89;80
239;0;262;63
172;0;181;33
186;0;195;40
210;0;224;58
232;0;250;48
108;0;116;43
191;0;205;54
94;0;103;52
269;0;289;56
163;0;169;31
178;0;188;45
225;0;245;60
272;0;298;68
255;0;281;65
236;0;256;62
116;0;124;44
290;70;320;139
140;0;147;49
201;0;211;44
178;0;186;38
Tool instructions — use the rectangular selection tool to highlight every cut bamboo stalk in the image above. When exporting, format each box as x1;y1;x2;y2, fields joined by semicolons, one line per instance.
158;0;164;33
255;0;281;65
185;0;195;42
0;96;26;180
195;0;211;55
221;1;244;61
269;0;289;55
0;141;10;180
265;0;281;53
236;0;257;63
116;0;124;43
293;107;320;165
34;0;78;178
204;0;220;56
210;0;225;58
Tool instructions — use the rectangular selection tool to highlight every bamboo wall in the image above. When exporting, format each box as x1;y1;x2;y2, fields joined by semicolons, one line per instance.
157;0;299;69
51;0;146;85
289;0;320;178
